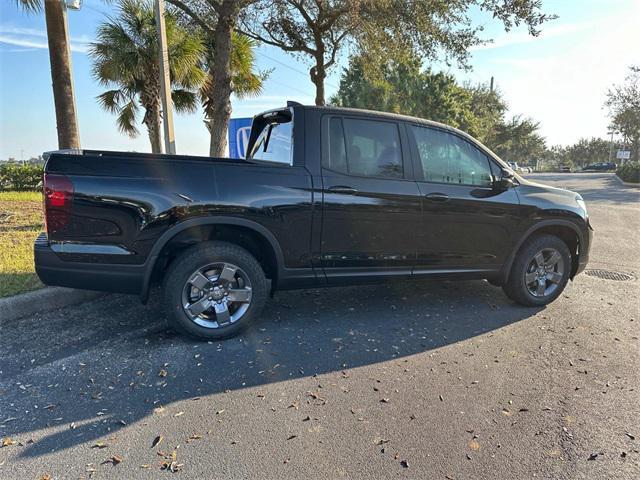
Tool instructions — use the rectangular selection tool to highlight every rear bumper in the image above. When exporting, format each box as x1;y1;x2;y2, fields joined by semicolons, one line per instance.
34;233;143;295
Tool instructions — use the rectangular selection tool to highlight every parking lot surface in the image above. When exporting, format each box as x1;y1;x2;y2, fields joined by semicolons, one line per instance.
1;173;638;479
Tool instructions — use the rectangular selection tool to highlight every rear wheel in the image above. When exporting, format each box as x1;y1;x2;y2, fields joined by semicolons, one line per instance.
163;241;268;339
503;235;571;307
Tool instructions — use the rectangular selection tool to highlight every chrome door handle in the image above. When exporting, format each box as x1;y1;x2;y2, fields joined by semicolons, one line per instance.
328;185;358;194
424;192;449;202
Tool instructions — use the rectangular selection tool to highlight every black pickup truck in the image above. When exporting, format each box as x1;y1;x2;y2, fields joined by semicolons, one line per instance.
36;103;592;339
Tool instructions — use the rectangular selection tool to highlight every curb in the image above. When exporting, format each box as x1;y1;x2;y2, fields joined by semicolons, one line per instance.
0;287;107;322
614;175;640;188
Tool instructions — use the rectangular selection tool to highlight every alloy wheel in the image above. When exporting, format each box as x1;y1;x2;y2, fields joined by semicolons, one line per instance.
524;248;565;298
181;262;253;329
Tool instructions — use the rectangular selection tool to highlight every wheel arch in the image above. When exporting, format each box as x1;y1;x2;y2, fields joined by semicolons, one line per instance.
502;220;585;283
140;217;284;303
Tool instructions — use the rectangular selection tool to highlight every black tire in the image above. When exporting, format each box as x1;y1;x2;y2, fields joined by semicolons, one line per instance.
163;241;268;340
502;234;571;307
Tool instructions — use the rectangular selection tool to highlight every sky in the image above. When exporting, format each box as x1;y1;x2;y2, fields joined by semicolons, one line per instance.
0;0;638;160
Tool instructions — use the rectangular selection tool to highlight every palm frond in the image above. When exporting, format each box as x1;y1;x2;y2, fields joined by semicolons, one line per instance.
171;89;198;113
14;0;41;13
116;99;140;137
96;89;128;113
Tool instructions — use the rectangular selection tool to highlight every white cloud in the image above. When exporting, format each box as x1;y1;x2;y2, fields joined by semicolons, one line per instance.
470;22;590;52
0;25;91;53
483;9;640;145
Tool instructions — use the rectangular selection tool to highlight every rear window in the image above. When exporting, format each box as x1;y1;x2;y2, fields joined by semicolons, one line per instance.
249;118;293;165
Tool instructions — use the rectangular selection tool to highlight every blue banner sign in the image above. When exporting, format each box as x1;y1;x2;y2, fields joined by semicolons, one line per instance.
228;117;253;158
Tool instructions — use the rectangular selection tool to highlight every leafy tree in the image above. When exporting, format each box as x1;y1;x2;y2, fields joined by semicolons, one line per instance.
331;54;477;131
90;0;205;153
167;0;256;157
605;66;640;161
14;0;80;149
332;52;544;164
240;0;555;106
488;116;546;164
463;82;507;145
563;137;613;168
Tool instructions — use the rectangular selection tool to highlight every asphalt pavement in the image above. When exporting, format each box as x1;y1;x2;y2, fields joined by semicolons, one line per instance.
1;173;638;479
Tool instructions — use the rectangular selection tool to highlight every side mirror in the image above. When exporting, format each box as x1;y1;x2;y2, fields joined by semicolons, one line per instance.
494;168;515;190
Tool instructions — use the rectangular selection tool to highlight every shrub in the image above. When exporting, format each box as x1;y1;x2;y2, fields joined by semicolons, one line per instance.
617;161;640;183
0;163;43;191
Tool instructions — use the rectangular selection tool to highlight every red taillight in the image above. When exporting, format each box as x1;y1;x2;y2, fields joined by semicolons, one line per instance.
43;173;74;234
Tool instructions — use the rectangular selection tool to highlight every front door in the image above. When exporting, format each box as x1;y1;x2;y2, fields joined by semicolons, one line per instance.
406;124;522;273
320;116;421;282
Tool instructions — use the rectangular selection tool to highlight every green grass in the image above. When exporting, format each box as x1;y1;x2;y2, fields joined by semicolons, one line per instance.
0;190;44;297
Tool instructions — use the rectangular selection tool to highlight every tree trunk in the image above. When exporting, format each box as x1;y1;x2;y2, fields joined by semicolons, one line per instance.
142;78;163;154
44;0;80;149
146;108;163;154
207;1;240;158
310;60;326;106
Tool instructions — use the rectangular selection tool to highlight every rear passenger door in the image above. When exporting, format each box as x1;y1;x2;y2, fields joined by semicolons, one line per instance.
320;115;421;281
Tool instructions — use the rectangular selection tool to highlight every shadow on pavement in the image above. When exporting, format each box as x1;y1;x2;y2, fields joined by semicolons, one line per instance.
1;279;542;458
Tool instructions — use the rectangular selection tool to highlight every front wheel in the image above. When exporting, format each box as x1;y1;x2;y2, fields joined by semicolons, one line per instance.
163;241;268;340
502;235;571;307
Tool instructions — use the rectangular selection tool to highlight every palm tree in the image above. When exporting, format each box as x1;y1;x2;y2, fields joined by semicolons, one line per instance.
200;32;266;156
90;0;205;153
15;0;80;149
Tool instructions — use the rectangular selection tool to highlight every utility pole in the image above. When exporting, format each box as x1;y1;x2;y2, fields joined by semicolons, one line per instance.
490;76;494;93
608;129;615;163
154;0;176;154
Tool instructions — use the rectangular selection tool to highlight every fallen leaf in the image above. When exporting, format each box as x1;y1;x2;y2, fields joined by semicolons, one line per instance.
151;435;164;448
216;409;225;415
174;412;184;417
625;432;635;440
400;460;409;468
103;455;122;466
38;475;51;480
439;395;444;402
91;442;108;449
1;437;16;447
287;435;297;441
158;369;168;378
380;398;390;403
469;440;480;451
587;453;598;461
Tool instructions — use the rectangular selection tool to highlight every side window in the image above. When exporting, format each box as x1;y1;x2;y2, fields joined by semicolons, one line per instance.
327;117;348;173
326;117;403;179
410;125;493;187
250;120;292;164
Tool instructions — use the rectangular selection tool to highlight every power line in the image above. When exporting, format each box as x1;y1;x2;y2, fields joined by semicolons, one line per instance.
255;50;340;91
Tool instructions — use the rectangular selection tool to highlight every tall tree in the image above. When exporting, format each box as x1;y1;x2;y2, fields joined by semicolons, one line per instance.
90;0;205;153
605;65;640;161
15;0;80;149
198;32;267;155
168;0;253;157
240;0;555;106
488;116;546;164
331;53;477;130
